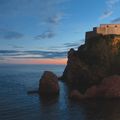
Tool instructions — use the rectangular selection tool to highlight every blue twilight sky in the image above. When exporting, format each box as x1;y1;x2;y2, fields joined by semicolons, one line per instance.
0;0;120;64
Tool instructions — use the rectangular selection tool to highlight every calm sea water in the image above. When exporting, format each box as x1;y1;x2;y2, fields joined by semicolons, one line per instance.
0;64;120;120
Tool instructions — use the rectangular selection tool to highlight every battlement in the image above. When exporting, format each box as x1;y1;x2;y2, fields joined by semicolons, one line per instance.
86;24;120;39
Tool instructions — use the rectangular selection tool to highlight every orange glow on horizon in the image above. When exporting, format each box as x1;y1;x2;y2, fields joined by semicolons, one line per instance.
7;58;67;65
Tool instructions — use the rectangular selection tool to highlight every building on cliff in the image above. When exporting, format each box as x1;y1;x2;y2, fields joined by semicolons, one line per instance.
86;24;120;39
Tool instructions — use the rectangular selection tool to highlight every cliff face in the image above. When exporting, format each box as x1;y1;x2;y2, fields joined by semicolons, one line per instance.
62;34;120;93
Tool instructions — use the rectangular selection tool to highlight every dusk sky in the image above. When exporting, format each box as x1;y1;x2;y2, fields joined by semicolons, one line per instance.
0;0;120;64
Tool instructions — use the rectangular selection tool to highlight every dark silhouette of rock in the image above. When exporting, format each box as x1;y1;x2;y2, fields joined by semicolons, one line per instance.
85;75;120;98
62;34;120;93
39;71;59;97
68;75;120;100
85;85;98;98
98;75;120;97
69;90;84;100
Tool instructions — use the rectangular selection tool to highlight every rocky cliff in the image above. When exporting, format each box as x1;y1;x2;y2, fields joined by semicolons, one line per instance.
62;34;120;93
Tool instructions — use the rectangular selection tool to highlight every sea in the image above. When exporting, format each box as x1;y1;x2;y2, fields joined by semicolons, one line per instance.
0;64;120;120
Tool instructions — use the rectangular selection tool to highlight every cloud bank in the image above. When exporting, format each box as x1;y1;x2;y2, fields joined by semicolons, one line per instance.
0;50;67;59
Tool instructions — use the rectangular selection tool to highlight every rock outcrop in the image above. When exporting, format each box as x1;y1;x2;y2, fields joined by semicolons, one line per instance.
38;25;120;100
39;71;59;97
62;34;120;93
85;75;120;98
69;90;84;100
69;75;120;100
100;75;120;97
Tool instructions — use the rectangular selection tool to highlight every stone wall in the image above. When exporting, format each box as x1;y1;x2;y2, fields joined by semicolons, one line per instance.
97;24;120;35
86;24;120;39
86;31;98;40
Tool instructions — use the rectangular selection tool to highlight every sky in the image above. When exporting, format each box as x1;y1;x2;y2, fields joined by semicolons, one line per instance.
0;0;120;64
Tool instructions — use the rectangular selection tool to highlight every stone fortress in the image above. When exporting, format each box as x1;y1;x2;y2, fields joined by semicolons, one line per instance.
86;24;120;39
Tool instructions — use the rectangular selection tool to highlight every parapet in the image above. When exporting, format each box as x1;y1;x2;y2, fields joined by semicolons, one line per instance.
86;24;120;39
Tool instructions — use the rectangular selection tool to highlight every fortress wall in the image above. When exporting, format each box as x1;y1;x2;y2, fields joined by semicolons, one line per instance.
97;24;120;35
86;24;120;39
86;31;98;40
100;24;120;28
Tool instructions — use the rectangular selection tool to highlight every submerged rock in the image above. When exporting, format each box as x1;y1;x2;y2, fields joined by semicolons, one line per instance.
39;71;59;97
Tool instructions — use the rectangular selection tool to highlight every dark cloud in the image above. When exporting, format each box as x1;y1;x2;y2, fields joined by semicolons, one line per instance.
63;40;85;49
0;50;67;59
111;17;120;23
0;29;24;40
35;31;55;40
64;43;79;48
0;50;23;57
24;51;67;58
12;45;24;49
48;13;63;24
36;41;81;52
0;50;19;54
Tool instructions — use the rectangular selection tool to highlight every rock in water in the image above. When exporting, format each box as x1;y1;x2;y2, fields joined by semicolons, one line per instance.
39;71;59;97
